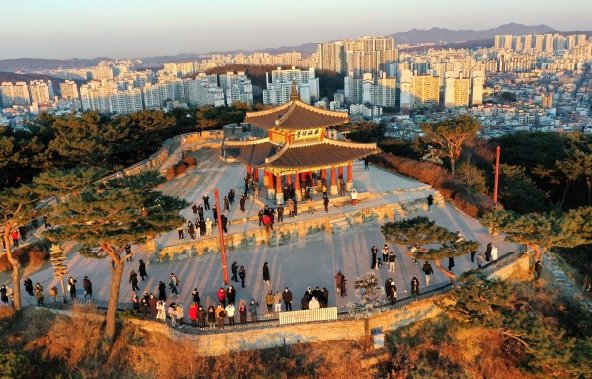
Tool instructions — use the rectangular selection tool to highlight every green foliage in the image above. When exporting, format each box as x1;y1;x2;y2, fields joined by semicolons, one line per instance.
381;216;479;261
498;164;546;213
0;350;31;378
420;115;480;175
456;161;487;194
497;91;517;103
494;131;569;174
339;121;385;143
44;171;188;250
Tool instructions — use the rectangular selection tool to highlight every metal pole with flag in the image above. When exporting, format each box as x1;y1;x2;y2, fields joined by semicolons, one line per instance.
493;146;500;208
213;189;229;285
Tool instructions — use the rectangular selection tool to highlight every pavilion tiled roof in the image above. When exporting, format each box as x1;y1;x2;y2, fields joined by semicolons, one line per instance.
223;138;280;167
265;139;379;170
244;100;350;131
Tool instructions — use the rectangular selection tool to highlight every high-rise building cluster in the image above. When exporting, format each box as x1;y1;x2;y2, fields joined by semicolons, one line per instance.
263;67;319;105
1;80;56;107
494;33;589;52
316;36;399;76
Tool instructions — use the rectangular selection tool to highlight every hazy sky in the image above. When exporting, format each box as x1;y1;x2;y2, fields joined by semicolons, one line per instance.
0;0;590;59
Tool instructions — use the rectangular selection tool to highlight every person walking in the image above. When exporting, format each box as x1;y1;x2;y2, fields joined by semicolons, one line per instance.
23;277;34;297
388;251;396;272
239;265;246;288
411;277;420;297
262;262;270;286
202;194;210;210
157;281;167;301
427;194;434;212
231;261;239;282
448;257;455;271
239;195;246;213
274;291;282;314
225;303;235;326
422;261;434;286
282;287;293;311
138;259;148;281
364;158;369;170
199;218;206;237
169;273;179;295
82;276;92;297
265;290;274;313
370;245;378;269
323;195;329;213
223;196;230;212
129;270;140;292
205;218;213;236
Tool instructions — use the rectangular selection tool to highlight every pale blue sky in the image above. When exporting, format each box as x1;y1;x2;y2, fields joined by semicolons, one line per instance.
0;0;590;59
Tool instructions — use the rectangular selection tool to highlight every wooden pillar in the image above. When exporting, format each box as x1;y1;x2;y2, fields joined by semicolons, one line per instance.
275;174;284;204
263;170;270;188
286;173;292;185
267;172;275;200
330;167;338;195
346;163;353;191
246;164;251;178
338;166;344;179
320;169;326;181
253;168;259;182
295;171;302;201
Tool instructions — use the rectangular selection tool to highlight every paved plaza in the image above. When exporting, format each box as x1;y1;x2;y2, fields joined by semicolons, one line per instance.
0;146;517;313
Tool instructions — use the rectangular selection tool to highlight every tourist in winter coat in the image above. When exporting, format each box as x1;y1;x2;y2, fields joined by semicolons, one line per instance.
485;242;493;262
158;281;167;301
334;270;343;295
265;290;274;313
476;253;485;268
221;214;228;232
411;277;420;297
239;265;246;288
156;300;166;322
239;302;247;324
132;293;140;312
169;273;179;294
83;276;93;297
308;297;320;309
239;195;246;213
129;270;140;291
282;287;293;311
322;287;329;308
288;200;295;217
491;245;498;262
188;221;196;240
370;245;378;269
226;285;236;305
262;262;270;286
388;251;396;273
422;261;434;286
189;303;198;327
23;278;34;297
301;295;309;310
223;196;230;212
215;304;226;329
248;299;258;322
323;195;329;212
427;194;434;212
231;261;239;282
225;303;236;326
35;283;44;305
198;305;207;329
207;305;216;328
205;218;213;236
176;304;184;328
0;285;7;303
382;245;389;265
168;303;177;327
340;275;347;297
217;287;227;307
177;223;185;241
192;289;200;304
149;293;157;316
203;194;210;210
68;277;77;299
274;291;282;313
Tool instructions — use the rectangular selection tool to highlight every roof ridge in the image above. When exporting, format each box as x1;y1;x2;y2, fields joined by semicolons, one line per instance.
265;142;290;164
323;138;378;149
223;137;270;147
245;101;292;118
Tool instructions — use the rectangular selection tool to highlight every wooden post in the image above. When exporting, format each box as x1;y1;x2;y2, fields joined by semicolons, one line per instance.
330;167;338;195
493;146;500;208
346;163;353;191
286;173;292;185
295;171;302;201
276;174;284;204
338;166;344;179
263;170;270;188
213;189;229;285
253;168;259;182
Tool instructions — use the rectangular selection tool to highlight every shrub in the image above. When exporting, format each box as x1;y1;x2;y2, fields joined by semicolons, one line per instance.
174;162;187;176
164;167;176;181
0;242;49;272
0;350;31;379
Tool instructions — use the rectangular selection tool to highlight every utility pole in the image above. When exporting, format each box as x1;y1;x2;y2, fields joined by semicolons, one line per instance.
213;189;229;285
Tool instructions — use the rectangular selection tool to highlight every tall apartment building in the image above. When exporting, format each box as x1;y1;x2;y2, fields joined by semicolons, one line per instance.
219;71;253;106
29;80;52;104
317;36;398;75
80;81;114;113
0;82;31;106
443;73;471;107
263;67;320;105
343;72;396;107
398;69;440;110
91;65;114;80
163;62;197;77
108;88;143;114
182;76;225;107
59;80;79;100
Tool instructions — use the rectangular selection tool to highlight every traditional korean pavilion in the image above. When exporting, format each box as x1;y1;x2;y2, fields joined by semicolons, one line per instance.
222;84;379;203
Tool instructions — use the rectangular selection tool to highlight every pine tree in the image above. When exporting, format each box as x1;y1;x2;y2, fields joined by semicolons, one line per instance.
381;216;480;281
44;171;187;339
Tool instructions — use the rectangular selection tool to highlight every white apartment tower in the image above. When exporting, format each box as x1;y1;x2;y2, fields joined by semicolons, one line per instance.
219;71;254;106
59;80;79;100
263;67;320;105
1;82;31;106
29;80;52;104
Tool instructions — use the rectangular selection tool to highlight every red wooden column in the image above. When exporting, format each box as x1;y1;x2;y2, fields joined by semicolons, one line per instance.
294;171;302;201
246;164;251;179
266;171;275;200
263;170;270;188
253;168;259;183
346;163;353;191
275;174;284;204
338;166;344;179
286;173;292;185
330;167;338;195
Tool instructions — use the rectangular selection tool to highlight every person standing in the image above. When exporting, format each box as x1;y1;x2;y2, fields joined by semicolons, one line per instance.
231;261;239;282
323;195;329;213
226;284;236;305
265;290;274;313
216;304;226;329
225;303;235;326
177;223;185;241
0;285;8;304
411;277;420;297
470;250;477;262
262;262;270;286
239;302;247;324
340;275;347;297
35;283;44;305
370;245;378;269
11;229;19;247
491;244;498;262
223;196;230;212
274;291;282;314
422;261;434;286
129;270;140;292
334;270;343;296
239;265;246;288
149;293;157;317
191;203;198;215
448;257;455;271
485;242;492;262
258;209;264;226
207;305;216;328
221;214;228;234
198;304;207;329
307;198;314;215
287;200;294;218
239;195;246;213
155;300;166;322
187;221;196;240
364;158;369;169
83;276;93;297
277;204;284;222
282;287;293;311
157;281;166;301
387;251;396;272
212;205;218;225
169;273;180;295
382;244;389;265
202;194;210;210
427;194;434;212
321;287;329;308
476;253;485;269
138;259;148;281
197;204;204;221
205;218;213;236
23;277;34;297
189;302;198;327
248;299;259;322
351;188;358;207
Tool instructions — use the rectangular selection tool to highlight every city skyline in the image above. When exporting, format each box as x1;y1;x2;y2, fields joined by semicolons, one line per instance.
1;0;590;60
